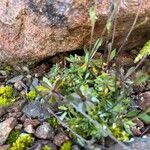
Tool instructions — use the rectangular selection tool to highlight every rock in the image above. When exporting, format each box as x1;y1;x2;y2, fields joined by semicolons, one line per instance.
32;63;50;78
8;100;25;118
6;75;23;84
8;99;26;112
0;145;10;150
14;82;23;91
84;144;102;150
132;118;144;136
24;124;35;134
136;91;150;110
0;107;6;118
24;118;40;128
0;0;150;66
8;111;22;118
53;132;69;147
109;137;150;150
22;100;50;121
15;124;23;130
35;122;55;140
19;114;27;123
115;52;134;67
72;145;81;150
0;117;17;145
29;142;42;150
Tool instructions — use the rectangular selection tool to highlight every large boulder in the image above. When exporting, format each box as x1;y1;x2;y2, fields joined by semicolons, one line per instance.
0;0;150;66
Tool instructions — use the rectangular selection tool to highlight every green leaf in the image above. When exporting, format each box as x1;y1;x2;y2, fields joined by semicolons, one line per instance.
42;77;52;88
112;104;123;113
123;120;135;135
59;112;67;121
134;40;150;63
90;38;103;59
139;114;150;124
58;105;68;111
134;71;149;85
126;110;141;118
84;48;90;65
109;49;116;61
124;67;135;79
53;78;63;91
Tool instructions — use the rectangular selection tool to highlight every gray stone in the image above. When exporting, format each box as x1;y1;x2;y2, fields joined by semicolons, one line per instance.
22;100;50;121
72;145;81;150
84;144;102;150
109;137;150;150
35;122;55;140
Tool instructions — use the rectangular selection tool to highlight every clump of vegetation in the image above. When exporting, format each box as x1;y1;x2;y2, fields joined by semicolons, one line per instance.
60;141;72;150
26;85;48;101
0;85;14;106
110;124;129;142
42;145;52;150
10;134;32;150
47;117;59;128
24;1;150;148
7;130;21;145
26;37;149;146
134;40;150;63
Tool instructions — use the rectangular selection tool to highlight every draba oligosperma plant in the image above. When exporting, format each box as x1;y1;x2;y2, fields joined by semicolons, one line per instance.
25;0;150;149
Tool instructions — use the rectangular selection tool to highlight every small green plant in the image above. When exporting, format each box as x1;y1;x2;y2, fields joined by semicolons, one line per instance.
60;141;72;150
47;117;59;128
42;145;52;150
134;40;150;63
110;124;129;142
26;85;48;101
7;130;21;145
10;134;32;150
25;1;148;148
0;85;14;106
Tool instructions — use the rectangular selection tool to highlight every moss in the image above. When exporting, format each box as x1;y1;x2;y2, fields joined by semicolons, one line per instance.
7;130;21;145
47;117;58;128
110;124;129;142
0;85;13;97
60;141;72;150
26;90;37;101
26;85;48;101
42;145;52;150
10;134;32;150
0;85;14;106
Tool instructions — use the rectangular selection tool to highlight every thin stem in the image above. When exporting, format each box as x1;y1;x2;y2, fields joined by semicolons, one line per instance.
46;107;88;143
117;0;143;54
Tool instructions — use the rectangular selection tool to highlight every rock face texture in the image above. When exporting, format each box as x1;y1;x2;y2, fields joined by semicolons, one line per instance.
0;0;150;65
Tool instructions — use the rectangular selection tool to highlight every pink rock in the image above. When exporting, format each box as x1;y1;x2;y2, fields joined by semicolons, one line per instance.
0;117;17;145
24;124;35;134
0;0;150;66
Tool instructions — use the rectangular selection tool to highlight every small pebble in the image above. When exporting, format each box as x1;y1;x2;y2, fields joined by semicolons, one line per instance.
53;132;69;146
14;82;23;91
35;122;55;140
